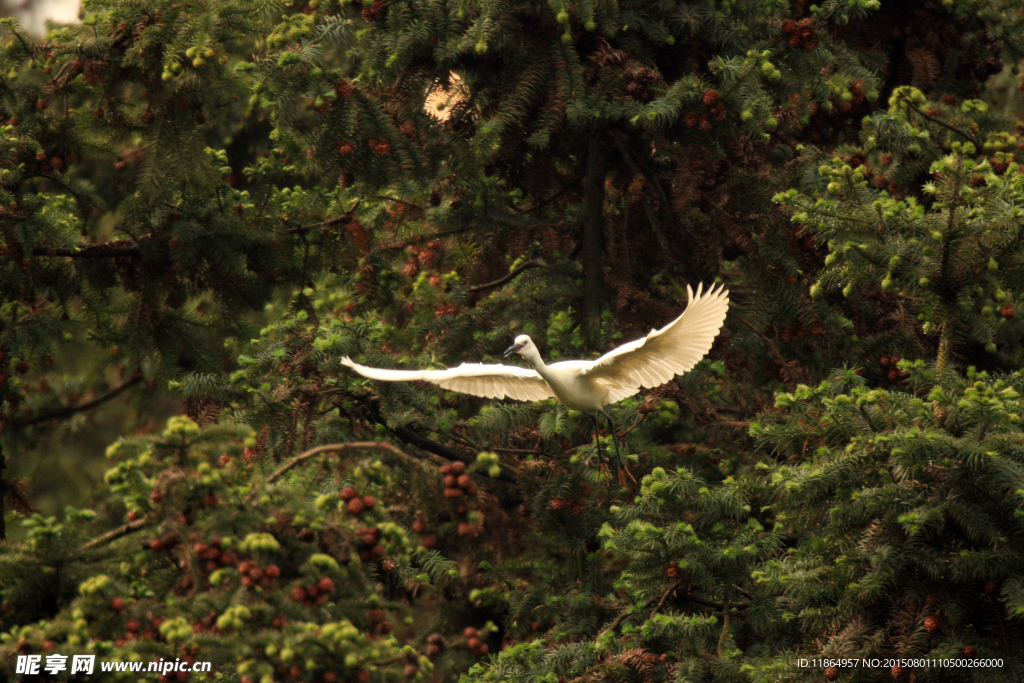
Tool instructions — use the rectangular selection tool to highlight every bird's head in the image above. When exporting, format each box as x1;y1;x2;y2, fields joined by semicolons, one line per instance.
503;334;533;358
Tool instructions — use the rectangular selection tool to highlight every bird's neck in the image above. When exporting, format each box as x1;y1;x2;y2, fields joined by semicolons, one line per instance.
521;347;547;373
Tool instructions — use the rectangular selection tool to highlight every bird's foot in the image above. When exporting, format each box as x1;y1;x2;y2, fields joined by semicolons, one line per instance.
618;462;638;487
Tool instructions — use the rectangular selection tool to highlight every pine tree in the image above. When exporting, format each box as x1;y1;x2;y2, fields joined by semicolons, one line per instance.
753;363;1024;681
3;0;1024;681
0;0;353;538
783;86;1024;373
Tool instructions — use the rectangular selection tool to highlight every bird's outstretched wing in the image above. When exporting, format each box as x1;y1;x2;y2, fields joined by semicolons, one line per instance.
581;282;729;397
341;357;555;402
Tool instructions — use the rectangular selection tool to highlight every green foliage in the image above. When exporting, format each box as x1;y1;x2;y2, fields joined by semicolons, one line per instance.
782;88;1024;369
1;416;437;681
470;467;786;683
753;363;1024;678
4;0;1024;680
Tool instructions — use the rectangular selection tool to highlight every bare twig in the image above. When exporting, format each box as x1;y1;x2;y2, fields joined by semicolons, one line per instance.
375;195;423;211
649;581;682;619
709;403;749;415
31;240;142;259
288;198;362;234
265;441;423;485
79;517;149;552
486;445;547;456
348;397;482;468
731;312;805;388
374;227;474;254
717;585;731;656
512;179;581;213
14;374;143;428
732;583;754;600
686;594;749;611
610;137;677;263
899;93;980;147
469;258;547;293
599;581;682;636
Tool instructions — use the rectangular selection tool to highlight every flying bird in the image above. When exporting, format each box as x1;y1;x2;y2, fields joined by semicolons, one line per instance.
342;282;729;482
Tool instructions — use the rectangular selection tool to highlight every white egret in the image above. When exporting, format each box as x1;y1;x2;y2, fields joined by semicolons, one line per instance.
342;282;729;482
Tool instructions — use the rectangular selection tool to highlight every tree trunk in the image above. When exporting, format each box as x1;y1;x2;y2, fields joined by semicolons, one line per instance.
0;441;6;541
937;322;951;371
581;135;608;348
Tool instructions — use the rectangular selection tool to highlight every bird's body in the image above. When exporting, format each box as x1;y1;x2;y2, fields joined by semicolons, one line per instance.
530;360;601;411
342;282;729;480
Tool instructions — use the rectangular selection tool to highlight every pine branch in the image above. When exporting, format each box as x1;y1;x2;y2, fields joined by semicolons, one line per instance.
717;584;731;656
388;422;475;466
899;93;980;147
345;397;522;484
375;226;475;253
31;240;142;259
288;198;362;234
581;134;609;346
731;312;806;388
649;580;681;619
79;516;150;552
512;178;581;213
347;396;473;466
599;581;682;636
0;442;6;541
469;258;547;293
375;195;422;211
264;441;421;484
13;374;143;428
611;135;678;262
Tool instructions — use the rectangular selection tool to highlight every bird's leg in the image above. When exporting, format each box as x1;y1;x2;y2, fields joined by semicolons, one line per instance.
601;408;636;486
589;412;610;482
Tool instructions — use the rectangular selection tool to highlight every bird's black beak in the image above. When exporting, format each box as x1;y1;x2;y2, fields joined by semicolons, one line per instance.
503;342;525;357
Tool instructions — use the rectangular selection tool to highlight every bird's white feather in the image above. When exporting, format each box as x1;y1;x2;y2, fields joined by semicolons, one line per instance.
341;282;728;410
580;282;729;396
340;357;555;402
